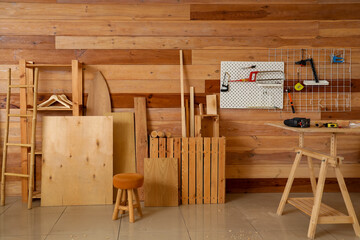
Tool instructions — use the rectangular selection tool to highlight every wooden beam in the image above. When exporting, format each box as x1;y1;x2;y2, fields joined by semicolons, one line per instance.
180;50;186;137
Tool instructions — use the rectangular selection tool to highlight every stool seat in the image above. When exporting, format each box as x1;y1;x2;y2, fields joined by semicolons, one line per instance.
113;173;144;189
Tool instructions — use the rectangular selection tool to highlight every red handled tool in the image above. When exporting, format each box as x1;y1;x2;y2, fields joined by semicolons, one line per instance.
286;88;295;113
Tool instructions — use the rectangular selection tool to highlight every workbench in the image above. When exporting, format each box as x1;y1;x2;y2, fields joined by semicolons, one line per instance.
267;122;360;239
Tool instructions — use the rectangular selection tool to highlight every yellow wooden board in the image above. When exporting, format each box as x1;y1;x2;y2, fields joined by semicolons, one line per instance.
105;112;136;175
144;158;178;207
41;116;113;206
86;71;111;116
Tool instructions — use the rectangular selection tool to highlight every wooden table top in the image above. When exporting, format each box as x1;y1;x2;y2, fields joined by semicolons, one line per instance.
266;122;360;134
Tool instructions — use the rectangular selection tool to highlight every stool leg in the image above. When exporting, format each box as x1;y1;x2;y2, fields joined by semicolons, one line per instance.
133;188;143;217
128;189;134;223
121;190;127;214
112;189;122;220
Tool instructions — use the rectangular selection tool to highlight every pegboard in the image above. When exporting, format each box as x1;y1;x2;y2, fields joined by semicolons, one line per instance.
268;48;351;112
220;61;285;109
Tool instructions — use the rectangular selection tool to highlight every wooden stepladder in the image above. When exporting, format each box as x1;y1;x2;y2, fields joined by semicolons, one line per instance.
1;67;39;209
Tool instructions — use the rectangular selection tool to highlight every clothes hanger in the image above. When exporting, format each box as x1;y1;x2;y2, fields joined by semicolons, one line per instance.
38;94;71;108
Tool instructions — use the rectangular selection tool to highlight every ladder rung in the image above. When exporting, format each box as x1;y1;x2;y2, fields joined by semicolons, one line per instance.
6;143;31;147
8;85;34;88
4;173;29;178
8;114;33;117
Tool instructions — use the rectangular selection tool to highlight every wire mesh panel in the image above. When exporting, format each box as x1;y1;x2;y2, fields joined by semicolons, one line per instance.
268;48;351;112
220;61;285;109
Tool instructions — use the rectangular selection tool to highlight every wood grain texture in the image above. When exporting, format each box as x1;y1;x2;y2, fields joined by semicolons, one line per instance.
0;3;189;20
134;97;148;200
190;4;360;20
0;20;318;37
41;116;113;206
144;158;178;207
86;71;111;115
55;36;360;49
105;112;136;174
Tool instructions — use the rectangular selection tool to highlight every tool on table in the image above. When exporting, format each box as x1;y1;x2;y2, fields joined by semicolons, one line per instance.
284;118;310;128
331;55;344;63
285;88;295;113
294;69;304;91
295;58;329;86
315;122;339;128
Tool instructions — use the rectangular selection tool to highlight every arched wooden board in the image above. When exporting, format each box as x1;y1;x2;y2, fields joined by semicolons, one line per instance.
86;71;112;116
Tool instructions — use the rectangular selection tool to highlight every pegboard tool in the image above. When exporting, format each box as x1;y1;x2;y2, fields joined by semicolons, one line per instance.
286;88;295;113
295;58;329;86
331;55;344;63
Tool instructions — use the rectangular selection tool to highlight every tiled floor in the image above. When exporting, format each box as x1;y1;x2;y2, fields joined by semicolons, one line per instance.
0;193;359;240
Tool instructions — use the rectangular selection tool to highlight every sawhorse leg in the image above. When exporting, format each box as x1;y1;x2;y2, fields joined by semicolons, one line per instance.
277;150;303;215
308;159;328;239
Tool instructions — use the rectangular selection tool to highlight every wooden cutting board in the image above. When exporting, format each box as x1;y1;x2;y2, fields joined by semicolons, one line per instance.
86;71;112;116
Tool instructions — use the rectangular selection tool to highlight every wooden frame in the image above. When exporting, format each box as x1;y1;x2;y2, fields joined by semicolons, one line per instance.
19;60;83;202
195;114;219;137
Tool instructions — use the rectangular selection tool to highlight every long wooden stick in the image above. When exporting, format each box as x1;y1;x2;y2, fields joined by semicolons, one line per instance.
180;50;186;137
190;86;195;137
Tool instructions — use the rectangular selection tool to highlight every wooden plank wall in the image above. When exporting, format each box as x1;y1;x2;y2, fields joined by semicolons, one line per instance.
1;0;360;196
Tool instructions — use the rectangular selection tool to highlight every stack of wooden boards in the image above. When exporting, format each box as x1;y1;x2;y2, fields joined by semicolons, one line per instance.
149;137;226;205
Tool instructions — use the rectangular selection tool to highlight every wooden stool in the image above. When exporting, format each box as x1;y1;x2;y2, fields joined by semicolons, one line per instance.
112;173;143;223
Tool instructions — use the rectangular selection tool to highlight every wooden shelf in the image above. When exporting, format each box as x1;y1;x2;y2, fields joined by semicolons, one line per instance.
288;197;345;217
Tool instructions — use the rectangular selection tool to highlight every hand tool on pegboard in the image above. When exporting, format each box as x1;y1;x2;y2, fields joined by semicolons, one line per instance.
294;68;304;91
286;88;295;113
295;58;329;86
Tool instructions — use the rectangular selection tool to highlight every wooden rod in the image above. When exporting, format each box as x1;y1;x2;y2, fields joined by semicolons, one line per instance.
180;50;186;137
190;86;195;137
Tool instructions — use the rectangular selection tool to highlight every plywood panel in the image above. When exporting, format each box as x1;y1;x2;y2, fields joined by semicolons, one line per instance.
144;158;178;207
105;112;136;174
41;116;113;206
0;3;189;20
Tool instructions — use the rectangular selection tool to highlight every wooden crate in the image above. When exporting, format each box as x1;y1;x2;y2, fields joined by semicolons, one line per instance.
149;137;225;205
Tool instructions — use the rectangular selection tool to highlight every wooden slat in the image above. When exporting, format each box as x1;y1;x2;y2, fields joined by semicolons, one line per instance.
190;4;360;20
181;138;189;205
167;138;174;158
196;137;203;204
174;137;181;202
0;3;189;20
211;138;218;204
159;138;166;158
55;36;360;50
0;20;318;37
150;137;158;158
218;137;226;204
203;138;211;204
188;137;196;204
0;36;54;49
134;97;148;200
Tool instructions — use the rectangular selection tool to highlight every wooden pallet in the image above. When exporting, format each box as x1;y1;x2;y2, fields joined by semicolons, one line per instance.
149;137;225;205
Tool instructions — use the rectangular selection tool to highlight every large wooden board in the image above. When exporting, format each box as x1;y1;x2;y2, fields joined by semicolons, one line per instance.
86;71;111;116
144;158;178;207
105;112;136;174
134;97;148;200
41;116;113;206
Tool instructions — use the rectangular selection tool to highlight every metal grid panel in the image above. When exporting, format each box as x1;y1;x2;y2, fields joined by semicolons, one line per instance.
268;48;351;112
220;61;284;109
